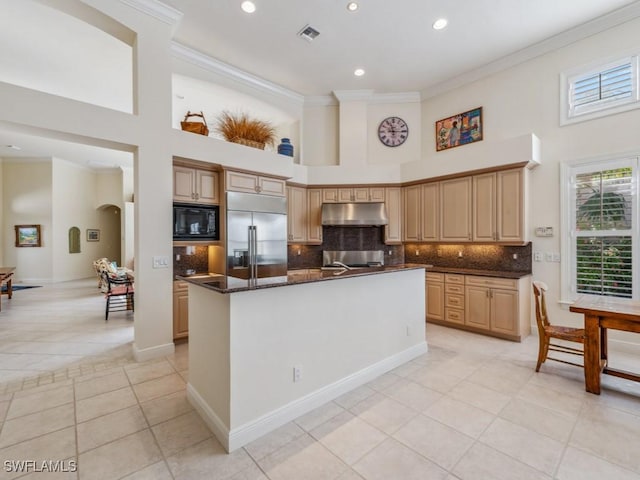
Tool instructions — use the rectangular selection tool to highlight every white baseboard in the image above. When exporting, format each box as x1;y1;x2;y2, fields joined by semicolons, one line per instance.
188;341;428;452
132;342;175;362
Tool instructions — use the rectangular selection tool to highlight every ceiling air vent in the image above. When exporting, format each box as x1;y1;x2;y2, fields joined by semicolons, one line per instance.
298;24;320;42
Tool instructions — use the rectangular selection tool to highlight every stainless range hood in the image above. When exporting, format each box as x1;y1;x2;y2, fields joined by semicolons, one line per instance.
321;202;389;226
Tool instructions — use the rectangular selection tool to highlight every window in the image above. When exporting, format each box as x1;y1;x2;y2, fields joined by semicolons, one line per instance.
562;157;639;301
561;55;639;125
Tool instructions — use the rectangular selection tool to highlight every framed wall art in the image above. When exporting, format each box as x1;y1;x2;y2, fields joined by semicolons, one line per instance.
436;107;483;152
15;225;41;247
86;229;100;242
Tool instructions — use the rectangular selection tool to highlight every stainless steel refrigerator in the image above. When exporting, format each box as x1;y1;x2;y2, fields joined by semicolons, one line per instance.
226;191;287;279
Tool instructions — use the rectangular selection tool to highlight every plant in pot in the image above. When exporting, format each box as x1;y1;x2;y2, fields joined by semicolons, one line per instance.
214;111;276;150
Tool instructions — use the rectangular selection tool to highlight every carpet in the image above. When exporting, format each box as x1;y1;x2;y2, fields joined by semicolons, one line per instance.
1;285;42;293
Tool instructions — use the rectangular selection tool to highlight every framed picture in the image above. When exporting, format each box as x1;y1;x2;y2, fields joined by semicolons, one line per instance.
86;229;100;242
435;107;483;152
15;225;41;247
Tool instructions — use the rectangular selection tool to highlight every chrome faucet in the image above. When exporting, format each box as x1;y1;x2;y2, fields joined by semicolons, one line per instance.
330;261;352;270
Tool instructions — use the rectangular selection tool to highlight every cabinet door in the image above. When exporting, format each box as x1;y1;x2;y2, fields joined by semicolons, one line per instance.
173;282;189;339
287;186;307;243
259;177;286;196
426;281;445;321
369;187;386;202
384;187;402;244
421;183;439;241
307;189;323;244
465;285;491;330
173;166;196;202
473;173;496;241
497;169;523;242
338;188;354;202
196;170;219;204
440;177;472;241
490;288;518;335
353;188;371;202
322;189;338;203
403;185;421;241
226;170;259;194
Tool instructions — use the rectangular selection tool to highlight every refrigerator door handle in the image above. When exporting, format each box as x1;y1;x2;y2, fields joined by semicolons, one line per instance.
252;225;258;279
249;225;258;279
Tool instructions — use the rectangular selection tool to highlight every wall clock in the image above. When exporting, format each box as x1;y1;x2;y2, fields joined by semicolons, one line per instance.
377;116;408;147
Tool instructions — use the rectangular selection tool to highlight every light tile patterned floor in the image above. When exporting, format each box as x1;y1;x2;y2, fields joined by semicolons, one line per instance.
1;279;640;479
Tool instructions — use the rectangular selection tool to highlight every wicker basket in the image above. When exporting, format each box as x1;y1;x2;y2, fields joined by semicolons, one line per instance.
180;111;209;136
231;137;266;150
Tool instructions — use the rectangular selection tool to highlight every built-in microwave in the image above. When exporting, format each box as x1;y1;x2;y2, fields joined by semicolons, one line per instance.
173;203;219;241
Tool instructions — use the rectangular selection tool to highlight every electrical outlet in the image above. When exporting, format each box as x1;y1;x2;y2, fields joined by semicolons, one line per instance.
437;249;442;257
512;253;518;260
458;251;463;258
415;250;419;256
297;249;301;256
176;254;180;261
534;252;542;262
293;366;302;383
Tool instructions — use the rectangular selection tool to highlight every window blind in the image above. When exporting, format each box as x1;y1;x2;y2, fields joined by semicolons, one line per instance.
572;62;633;110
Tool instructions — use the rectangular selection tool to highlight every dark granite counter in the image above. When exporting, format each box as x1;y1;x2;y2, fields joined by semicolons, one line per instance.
177;264;426;294
424;265;531;279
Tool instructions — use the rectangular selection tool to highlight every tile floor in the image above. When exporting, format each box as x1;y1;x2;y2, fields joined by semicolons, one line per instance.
1;279;640;479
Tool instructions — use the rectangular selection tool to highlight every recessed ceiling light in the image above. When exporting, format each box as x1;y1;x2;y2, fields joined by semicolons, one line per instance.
433;18;448;30
241;1;256;13
347;2;359;11
354;68;365;77
5;145;21;150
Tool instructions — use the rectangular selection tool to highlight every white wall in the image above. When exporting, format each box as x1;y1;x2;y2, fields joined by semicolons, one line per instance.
2;160;52;283
301;103;339;166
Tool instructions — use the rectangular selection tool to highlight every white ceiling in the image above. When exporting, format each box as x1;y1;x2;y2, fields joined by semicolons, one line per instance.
167;0;640;96
1;0;639;170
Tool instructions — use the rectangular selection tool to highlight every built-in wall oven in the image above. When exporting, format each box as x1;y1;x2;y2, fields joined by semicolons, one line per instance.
173;203;219;241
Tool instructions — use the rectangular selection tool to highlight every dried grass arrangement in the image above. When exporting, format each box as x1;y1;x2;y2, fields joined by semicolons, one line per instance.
215;111;276;150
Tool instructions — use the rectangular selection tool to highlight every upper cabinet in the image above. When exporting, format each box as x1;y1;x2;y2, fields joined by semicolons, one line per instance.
402;183;439;242
225;170;286;197
286;186;307;243
306;189;323;244
473;168;527;243
173;165;219;204
324;187;386;203
384;187;402;244
440;177;472;242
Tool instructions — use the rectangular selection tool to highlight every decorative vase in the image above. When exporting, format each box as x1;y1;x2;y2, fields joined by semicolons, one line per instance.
277;138;294;157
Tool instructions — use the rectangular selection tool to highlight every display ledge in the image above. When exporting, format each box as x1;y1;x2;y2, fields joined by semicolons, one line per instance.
177;264;426;294
424;265;531;279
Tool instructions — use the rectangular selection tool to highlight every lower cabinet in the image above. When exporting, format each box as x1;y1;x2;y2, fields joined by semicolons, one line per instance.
426;272;531;341
173;280;189;340
425;272;445;321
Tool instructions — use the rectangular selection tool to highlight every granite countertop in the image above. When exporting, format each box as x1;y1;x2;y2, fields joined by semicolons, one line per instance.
177;264;426;294
424;265;531;279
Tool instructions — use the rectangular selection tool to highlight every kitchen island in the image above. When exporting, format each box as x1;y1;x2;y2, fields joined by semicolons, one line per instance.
181;265;426;452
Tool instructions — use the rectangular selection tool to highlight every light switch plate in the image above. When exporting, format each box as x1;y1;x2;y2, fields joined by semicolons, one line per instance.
152;256;170;268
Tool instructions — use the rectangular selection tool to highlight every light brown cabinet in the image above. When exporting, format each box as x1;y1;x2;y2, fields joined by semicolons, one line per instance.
425;272;445;321
173;280;189;340
324;187;386;203
473;168;526;242
444;274;465;326
440;177;472;241
403;182;439;242
384;187;402;244
306;189;323;244
173;166;219;204
225;170;286;197
287;186;307;243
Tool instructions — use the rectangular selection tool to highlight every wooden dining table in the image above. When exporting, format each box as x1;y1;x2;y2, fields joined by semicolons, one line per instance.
570;295;640;394
0;267;16;311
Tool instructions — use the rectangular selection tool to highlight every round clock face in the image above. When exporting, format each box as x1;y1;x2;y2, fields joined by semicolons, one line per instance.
378;116;408;147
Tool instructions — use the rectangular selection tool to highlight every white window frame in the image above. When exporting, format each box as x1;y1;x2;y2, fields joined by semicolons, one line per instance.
560;155;639;303
560;54;640;126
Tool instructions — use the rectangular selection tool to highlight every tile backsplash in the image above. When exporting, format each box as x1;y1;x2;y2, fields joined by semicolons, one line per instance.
173;245;209;275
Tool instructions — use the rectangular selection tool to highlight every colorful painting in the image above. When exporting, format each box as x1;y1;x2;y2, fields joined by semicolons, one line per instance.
15;225;41;247
436;107;483;152
86;229;100;242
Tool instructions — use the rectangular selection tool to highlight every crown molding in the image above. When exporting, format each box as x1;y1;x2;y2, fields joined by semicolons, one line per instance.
370;92;421;104
333;90;375;102
171;42;305;106
119;0;183;26
422;1;640;99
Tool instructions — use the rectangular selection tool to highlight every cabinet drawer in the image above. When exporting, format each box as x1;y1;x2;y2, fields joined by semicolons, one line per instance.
465;275;518;290
426;272;444;282
174;280;188;292
445;293;465;309
445;274;465;285
445;283;464;295
445;308;465;324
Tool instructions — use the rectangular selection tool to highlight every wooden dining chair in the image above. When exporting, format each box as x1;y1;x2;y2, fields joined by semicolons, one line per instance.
532;280;584;371
102;271;134;321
